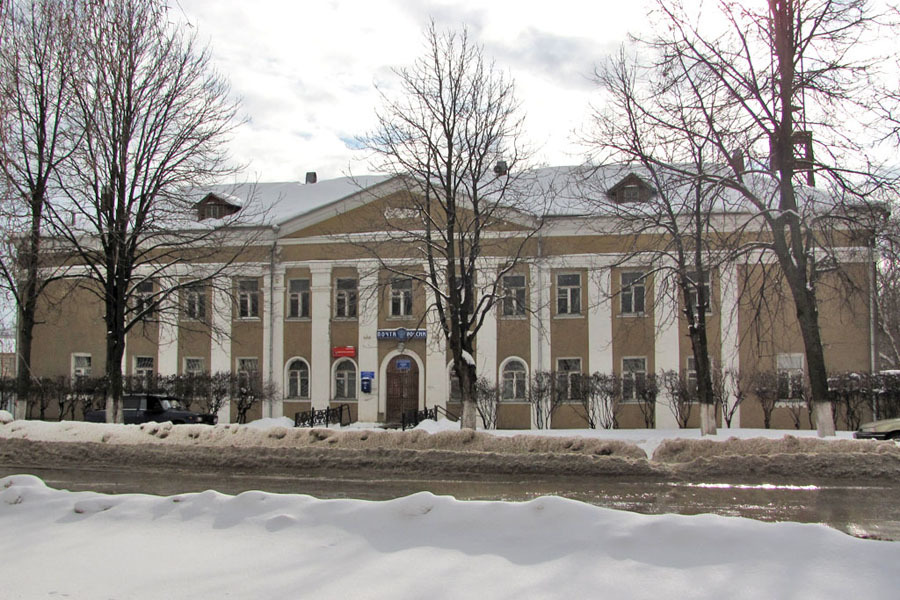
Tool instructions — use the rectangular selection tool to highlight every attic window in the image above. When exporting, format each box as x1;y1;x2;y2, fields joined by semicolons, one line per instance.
622;185;640;202
197;196;240;221
202;204;225;220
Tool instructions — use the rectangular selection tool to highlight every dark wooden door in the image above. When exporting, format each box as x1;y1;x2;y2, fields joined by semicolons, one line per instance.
386;356;419;423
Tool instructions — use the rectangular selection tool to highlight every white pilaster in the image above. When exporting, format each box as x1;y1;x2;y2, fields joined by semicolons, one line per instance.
588;269;613;375
358;269;379;421
264;269;285;419
654;275;680;429
157;294;178;376
530;262;552;429
720;262;741;428
310;264;333;410
210;278;232;424
424;282;448;410
476;262;498;386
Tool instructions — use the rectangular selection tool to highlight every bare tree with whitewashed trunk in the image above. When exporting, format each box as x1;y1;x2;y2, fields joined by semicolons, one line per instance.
362;22;547;429
47;0;255;423
587;0;895;436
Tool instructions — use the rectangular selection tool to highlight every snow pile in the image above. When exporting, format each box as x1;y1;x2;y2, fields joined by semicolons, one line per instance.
413;418;459;433
0;410;12;424
1;474;898;599
243;416;295;430
654;435;900;463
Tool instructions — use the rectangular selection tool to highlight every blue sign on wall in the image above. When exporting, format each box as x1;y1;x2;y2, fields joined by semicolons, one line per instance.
377;328;427;341
395;359;411;371
361;371;375;379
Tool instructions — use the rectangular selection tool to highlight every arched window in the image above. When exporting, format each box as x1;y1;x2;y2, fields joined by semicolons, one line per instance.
287;359;309;399
501;360;527;401
334;359;357;399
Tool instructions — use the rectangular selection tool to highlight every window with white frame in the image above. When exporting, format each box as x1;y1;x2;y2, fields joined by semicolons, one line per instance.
183;283;206;320
287;359;310;398
237;357;259;390
501;360;527;400
556;358;582;401
622;357;647;402
390;278;413;317
502;274;526;317
777;353;805;401
134;280;154;319
238;279;260;319
686;271;712;314
621;272;646;314
334;359;356;399
134;356;154;387
184;357;205;376
287;279;310;319
556;273;581;315
685;356;697;392
335;278;357;318
72;354;92;379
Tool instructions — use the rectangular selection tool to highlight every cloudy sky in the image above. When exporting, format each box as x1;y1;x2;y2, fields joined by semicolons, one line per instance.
174;0;649;183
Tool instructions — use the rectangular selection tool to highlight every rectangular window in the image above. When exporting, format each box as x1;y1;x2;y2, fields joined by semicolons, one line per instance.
238;279;260;319
687;271;712;314
622;357;647;402
335;278;358;318
623;185;640;202
556;273;581;315
287;278;310;319
134;280;154;319
134;356;154;388
777;353;804;401
183;283;206;320
502;274;527;317
556;358;582;401
237;357;259;390
621;272;646;314
390;278;413;317
184;357;205;376
685;356;697;392
72;354;92;379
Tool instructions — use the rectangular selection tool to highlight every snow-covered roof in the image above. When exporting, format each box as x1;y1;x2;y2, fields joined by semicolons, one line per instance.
192;175;393;226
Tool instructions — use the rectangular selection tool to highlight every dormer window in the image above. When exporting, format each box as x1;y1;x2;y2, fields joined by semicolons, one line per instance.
623;185;640;202
196;192;241;221
608;174;654;203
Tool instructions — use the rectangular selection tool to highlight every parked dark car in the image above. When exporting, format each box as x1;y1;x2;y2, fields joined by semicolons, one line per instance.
85;394;217;425
854;417;900;440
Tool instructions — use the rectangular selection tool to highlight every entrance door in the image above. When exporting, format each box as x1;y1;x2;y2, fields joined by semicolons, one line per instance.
386;355;419;423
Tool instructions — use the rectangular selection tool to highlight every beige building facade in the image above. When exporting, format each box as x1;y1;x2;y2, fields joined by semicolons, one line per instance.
27;171;877;429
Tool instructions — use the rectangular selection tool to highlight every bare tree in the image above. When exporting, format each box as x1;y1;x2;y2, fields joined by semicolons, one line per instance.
660;370;694;429
634;373;659;429
474;376;498;430
580;372;621;430
47;0;246;423
750;370;779;429
529;370;561;430
362;22;544;429
592;0;895;436
719;368;746;429
0;0;78;409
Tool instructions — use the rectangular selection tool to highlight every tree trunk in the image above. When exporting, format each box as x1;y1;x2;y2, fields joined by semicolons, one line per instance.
458;360;478;430
105;304;126;424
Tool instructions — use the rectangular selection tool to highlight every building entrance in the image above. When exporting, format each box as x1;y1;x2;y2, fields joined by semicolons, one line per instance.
385;355;419;423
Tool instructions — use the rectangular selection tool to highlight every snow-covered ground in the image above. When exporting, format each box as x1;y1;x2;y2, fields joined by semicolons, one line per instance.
2;473;898;599
0;413;857;458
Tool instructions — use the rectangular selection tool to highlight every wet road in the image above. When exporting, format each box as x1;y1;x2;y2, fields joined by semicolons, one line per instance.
4;465;898;541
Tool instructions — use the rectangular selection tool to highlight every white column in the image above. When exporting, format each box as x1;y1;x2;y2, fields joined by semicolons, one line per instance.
425;282;448;410
210;277;232;423
654;275;680;429
310;264;333;410
264;269;285;419
157;294;178;376
476;263;498;386
720;262;741;428
358;269;379;421
530;263;552;429
588;269;613;375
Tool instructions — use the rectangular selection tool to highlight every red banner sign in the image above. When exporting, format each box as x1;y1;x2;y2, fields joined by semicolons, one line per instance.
332;346;356;358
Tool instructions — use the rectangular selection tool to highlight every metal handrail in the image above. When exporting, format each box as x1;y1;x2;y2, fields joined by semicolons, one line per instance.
294;403;351;428
400;404;459;430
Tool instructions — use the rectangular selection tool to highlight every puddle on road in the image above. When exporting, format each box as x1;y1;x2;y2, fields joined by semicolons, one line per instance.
3;466;898;541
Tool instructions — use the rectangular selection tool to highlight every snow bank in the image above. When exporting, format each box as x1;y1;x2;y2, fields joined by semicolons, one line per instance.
1;474;898;599
0;410;12;424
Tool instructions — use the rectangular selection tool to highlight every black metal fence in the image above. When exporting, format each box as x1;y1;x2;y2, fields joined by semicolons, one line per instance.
294;404;352;428
401;404;459;430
